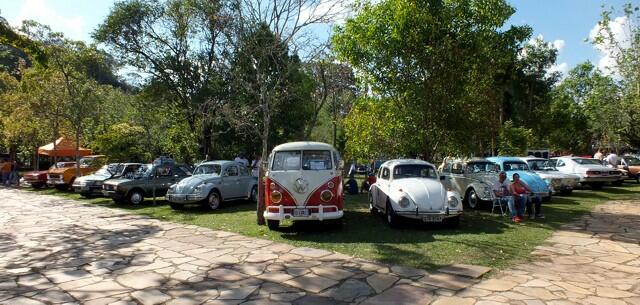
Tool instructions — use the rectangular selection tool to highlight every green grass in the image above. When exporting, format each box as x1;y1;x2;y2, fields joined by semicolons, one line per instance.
25;183;640;272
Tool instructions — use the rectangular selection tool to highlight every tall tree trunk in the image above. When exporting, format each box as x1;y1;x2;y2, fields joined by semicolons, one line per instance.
257;77;269;226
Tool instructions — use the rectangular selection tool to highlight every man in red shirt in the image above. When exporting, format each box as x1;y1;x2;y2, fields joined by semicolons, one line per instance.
509;173;530;222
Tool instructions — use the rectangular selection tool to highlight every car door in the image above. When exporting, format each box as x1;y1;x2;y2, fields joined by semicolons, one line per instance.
237;165;253;197
222;165;241;198
152;165;176;195
449;161;466;195
375;167;391;210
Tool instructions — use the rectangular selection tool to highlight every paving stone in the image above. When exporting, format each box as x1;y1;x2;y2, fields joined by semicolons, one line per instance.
359;284;433;305
284;274;338;293
366;273;398;293
320;279;373;302
256;272;295;283
431;296;476;305
419;273;476;291
116;271;165;289
218;286;259;300
208;268;249;281
390;265;428;278
473;279;519;292
310;266;354;281
596;286;637;298
131;289;171;305
437;264;491;279
292;295;348;305
289;247;331;258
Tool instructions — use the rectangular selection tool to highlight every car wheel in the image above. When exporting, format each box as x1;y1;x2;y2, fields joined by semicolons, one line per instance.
386;201;398;228
560;189;573;196
444;216;460;229
249;185;258;202
207;190;222;210
465;188;480;209
267;219;279;230
369;194;377;214
128;190;145;205
170;202;183;210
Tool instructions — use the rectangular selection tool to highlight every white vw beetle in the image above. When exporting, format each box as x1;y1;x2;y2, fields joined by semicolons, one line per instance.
369;159;463;228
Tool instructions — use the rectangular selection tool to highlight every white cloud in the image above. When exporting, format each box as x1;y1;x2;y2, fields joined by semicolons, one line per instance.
589;15;632;76
298;0;353;26
552;39;565;52
548;62;568;77
11;0;87;41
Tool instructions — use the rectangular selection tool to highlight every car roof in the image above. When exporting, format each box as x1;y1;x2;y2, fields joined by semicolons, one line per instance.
272;141;337;151
519;156;546;161
198;160;237;167
486;156;527;163
381;159;435;168
82;155;107;158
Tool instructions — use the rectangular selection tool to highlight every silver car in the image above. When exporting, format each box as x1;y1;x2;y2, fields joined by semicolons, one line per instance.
440;158;499;209
519;157;580;195
166;161;258;210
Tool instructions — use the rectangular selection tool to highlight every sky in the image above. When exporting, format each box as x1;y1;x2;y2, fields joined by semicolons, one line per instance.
0;0;633;77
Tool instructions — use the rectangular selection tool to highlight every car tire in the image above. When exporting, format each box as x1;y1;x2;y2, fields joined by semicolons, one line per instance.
128;189;145;205
369;194;377;214
385;201;398;228
559;189;573;196
54;185;68;191
249;185;258;203
444;216;460;229
207;190;222;210
31;183;44;189
465;188;480;209
170;202;184;210
267;219;279;230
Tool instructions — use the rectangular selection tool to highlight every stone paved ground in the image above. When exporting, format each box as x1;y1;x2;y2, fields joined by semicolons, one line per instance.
1;188;640;305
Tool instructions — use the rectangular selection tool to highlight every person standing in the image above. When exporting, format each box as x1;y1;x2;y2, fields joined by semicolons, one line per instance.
9;160;18;186
250;154;261;177
594;149;603;161
605;151;619;167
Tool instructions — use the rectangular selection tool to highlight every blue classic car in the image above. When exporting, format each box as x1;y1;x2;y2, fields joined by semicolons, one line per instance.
486;157;551;201
166;160;258;210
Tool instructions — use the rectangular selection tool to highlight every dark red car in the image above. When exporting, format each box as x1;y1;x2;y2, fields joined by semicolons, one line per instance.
24;162;76;188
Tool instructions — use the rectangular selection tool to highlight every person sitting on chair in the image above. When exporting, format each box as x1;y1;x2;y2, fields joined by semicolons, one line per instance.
493;171;516;221
509;173;532;221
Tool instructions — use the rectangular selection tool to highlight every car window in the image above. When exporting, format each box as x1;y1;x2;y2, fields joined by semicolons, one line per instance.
302;150;333;170
239;165;249;176
194;164;221;175
555;160;565;167
333;151;341;170
271;151;301;171
156;165;173;177
381;167;390;180
393;165;437;179
451;162;463;174
503;162;528;171
442;162;451;173
574;158;602;165
226;166;239;177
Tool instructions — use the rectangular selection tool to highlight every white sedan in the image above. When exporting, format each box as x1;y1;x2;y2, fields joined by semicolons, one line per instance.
369;159;463;228
551;156;621;189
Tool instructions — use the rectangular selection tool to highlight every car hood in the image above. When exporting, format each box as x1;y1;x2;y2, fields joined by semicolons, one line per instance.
505;171;549;193
172;175;220;194
49;167;72;175
76;174;112;183
104;178;135;186
25;170;48;177
391;178;446;210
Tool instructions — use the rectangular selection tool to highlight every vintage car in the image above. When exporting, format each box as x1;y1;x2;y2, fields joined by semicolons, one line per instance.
440;158;499;209
23;162;76;188
166;161;258;210
550;156;621;189
486;157;551;201
263;141;344;230
370;159;462;227
518;157;580;195
619;155;640;183
102;158;192;204
47;155;108;190
72;163;143;196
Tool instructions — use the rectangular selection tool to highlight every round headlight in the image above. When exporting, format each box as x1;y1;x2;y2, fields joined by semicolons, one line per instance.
448;196;459;208
398;196;410;208
320;190;333;202
270;191;282;204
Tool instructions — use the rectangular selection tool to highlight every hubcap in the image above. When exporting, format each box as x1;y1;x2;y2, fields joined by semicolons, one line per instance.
209;193;220;210
468;190;477;208
131;193;142;204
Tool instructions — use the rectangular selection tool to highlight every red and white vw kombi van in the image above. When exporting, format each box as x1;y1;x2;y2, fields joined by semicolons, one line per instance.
264;141;344;230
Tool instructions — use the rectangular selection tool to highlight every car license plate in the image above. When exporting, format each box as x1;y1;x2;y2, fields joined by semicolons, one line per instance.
293;208;310;217
422;215;444;222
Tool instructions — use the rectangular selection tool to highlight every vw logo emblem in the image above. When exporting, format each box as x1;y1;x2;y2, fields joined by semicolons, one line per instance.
293;178;308;194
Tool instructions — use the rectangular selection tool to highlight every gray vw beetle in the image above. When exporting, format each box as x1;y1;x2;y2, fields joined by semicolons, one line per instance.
166;160;258;210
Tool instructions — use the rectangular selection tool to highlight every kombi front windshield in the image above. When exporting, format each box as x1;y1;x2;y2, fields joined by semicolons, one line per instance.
393;164;438;179
503;162;529;171
271;150;333;171
194;164;222;175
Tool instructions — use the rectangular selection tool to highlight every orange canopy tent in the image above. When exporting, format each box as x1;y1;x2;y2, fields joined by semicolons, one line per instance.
38;137;92;157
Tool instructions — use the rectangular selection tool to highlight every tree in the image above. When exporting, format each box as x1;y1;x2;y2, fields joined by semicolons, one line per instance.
94;0;234;157
333;0;531;160
94;123;151;162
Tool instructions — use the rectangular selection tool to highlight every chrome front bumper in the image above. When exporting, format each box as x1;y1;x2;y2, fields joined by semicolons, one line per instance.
263;205;343;221
166;193;207;204
395;208;462;221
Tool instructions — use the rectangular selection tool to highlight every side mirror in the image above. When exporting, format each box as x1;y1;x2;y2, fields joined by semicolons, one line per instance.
440;175;446;181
